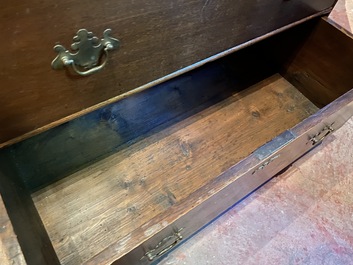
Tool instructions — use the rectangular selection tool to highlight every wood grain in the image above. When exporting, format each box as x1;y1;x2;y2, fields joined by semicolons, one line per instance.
0;0;335;145
32;74;318;264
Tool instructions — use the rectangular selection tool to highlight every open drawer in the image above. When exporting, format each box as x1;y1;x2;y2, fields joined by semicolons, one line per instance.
1;17;353;265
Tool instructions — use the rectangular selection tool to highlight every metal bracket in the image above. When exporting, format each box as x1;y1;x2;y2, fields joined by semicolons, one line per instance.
309;123;335;145
51;29;120;76
142;228;183;262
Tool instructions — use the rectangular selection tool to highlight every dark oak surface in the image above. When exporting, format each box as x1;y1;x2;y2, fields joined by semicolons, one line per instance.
0;0;335;146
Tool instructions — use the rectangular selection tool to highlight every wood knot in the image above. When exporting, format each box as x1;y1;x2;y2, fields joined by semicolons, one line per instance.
179;140;192;157
251;111;261;118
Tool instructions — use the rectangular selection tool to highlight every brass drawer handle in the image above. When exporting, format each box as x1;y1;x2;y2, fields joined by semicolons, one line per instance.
51;29;120;76
142;228;183;262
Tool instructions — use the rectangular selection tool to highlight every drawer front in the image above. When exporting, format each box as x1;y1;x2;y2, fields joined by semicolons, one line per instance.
0;0;335;146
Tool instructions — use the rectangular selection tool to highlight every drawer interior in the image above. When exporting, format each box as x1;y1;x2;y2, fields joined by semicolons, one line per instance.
1;18;353;265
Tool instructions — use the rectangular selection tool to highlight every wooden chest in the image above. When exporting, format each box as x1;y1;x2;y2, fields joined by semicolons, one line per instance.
1;1;353;264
